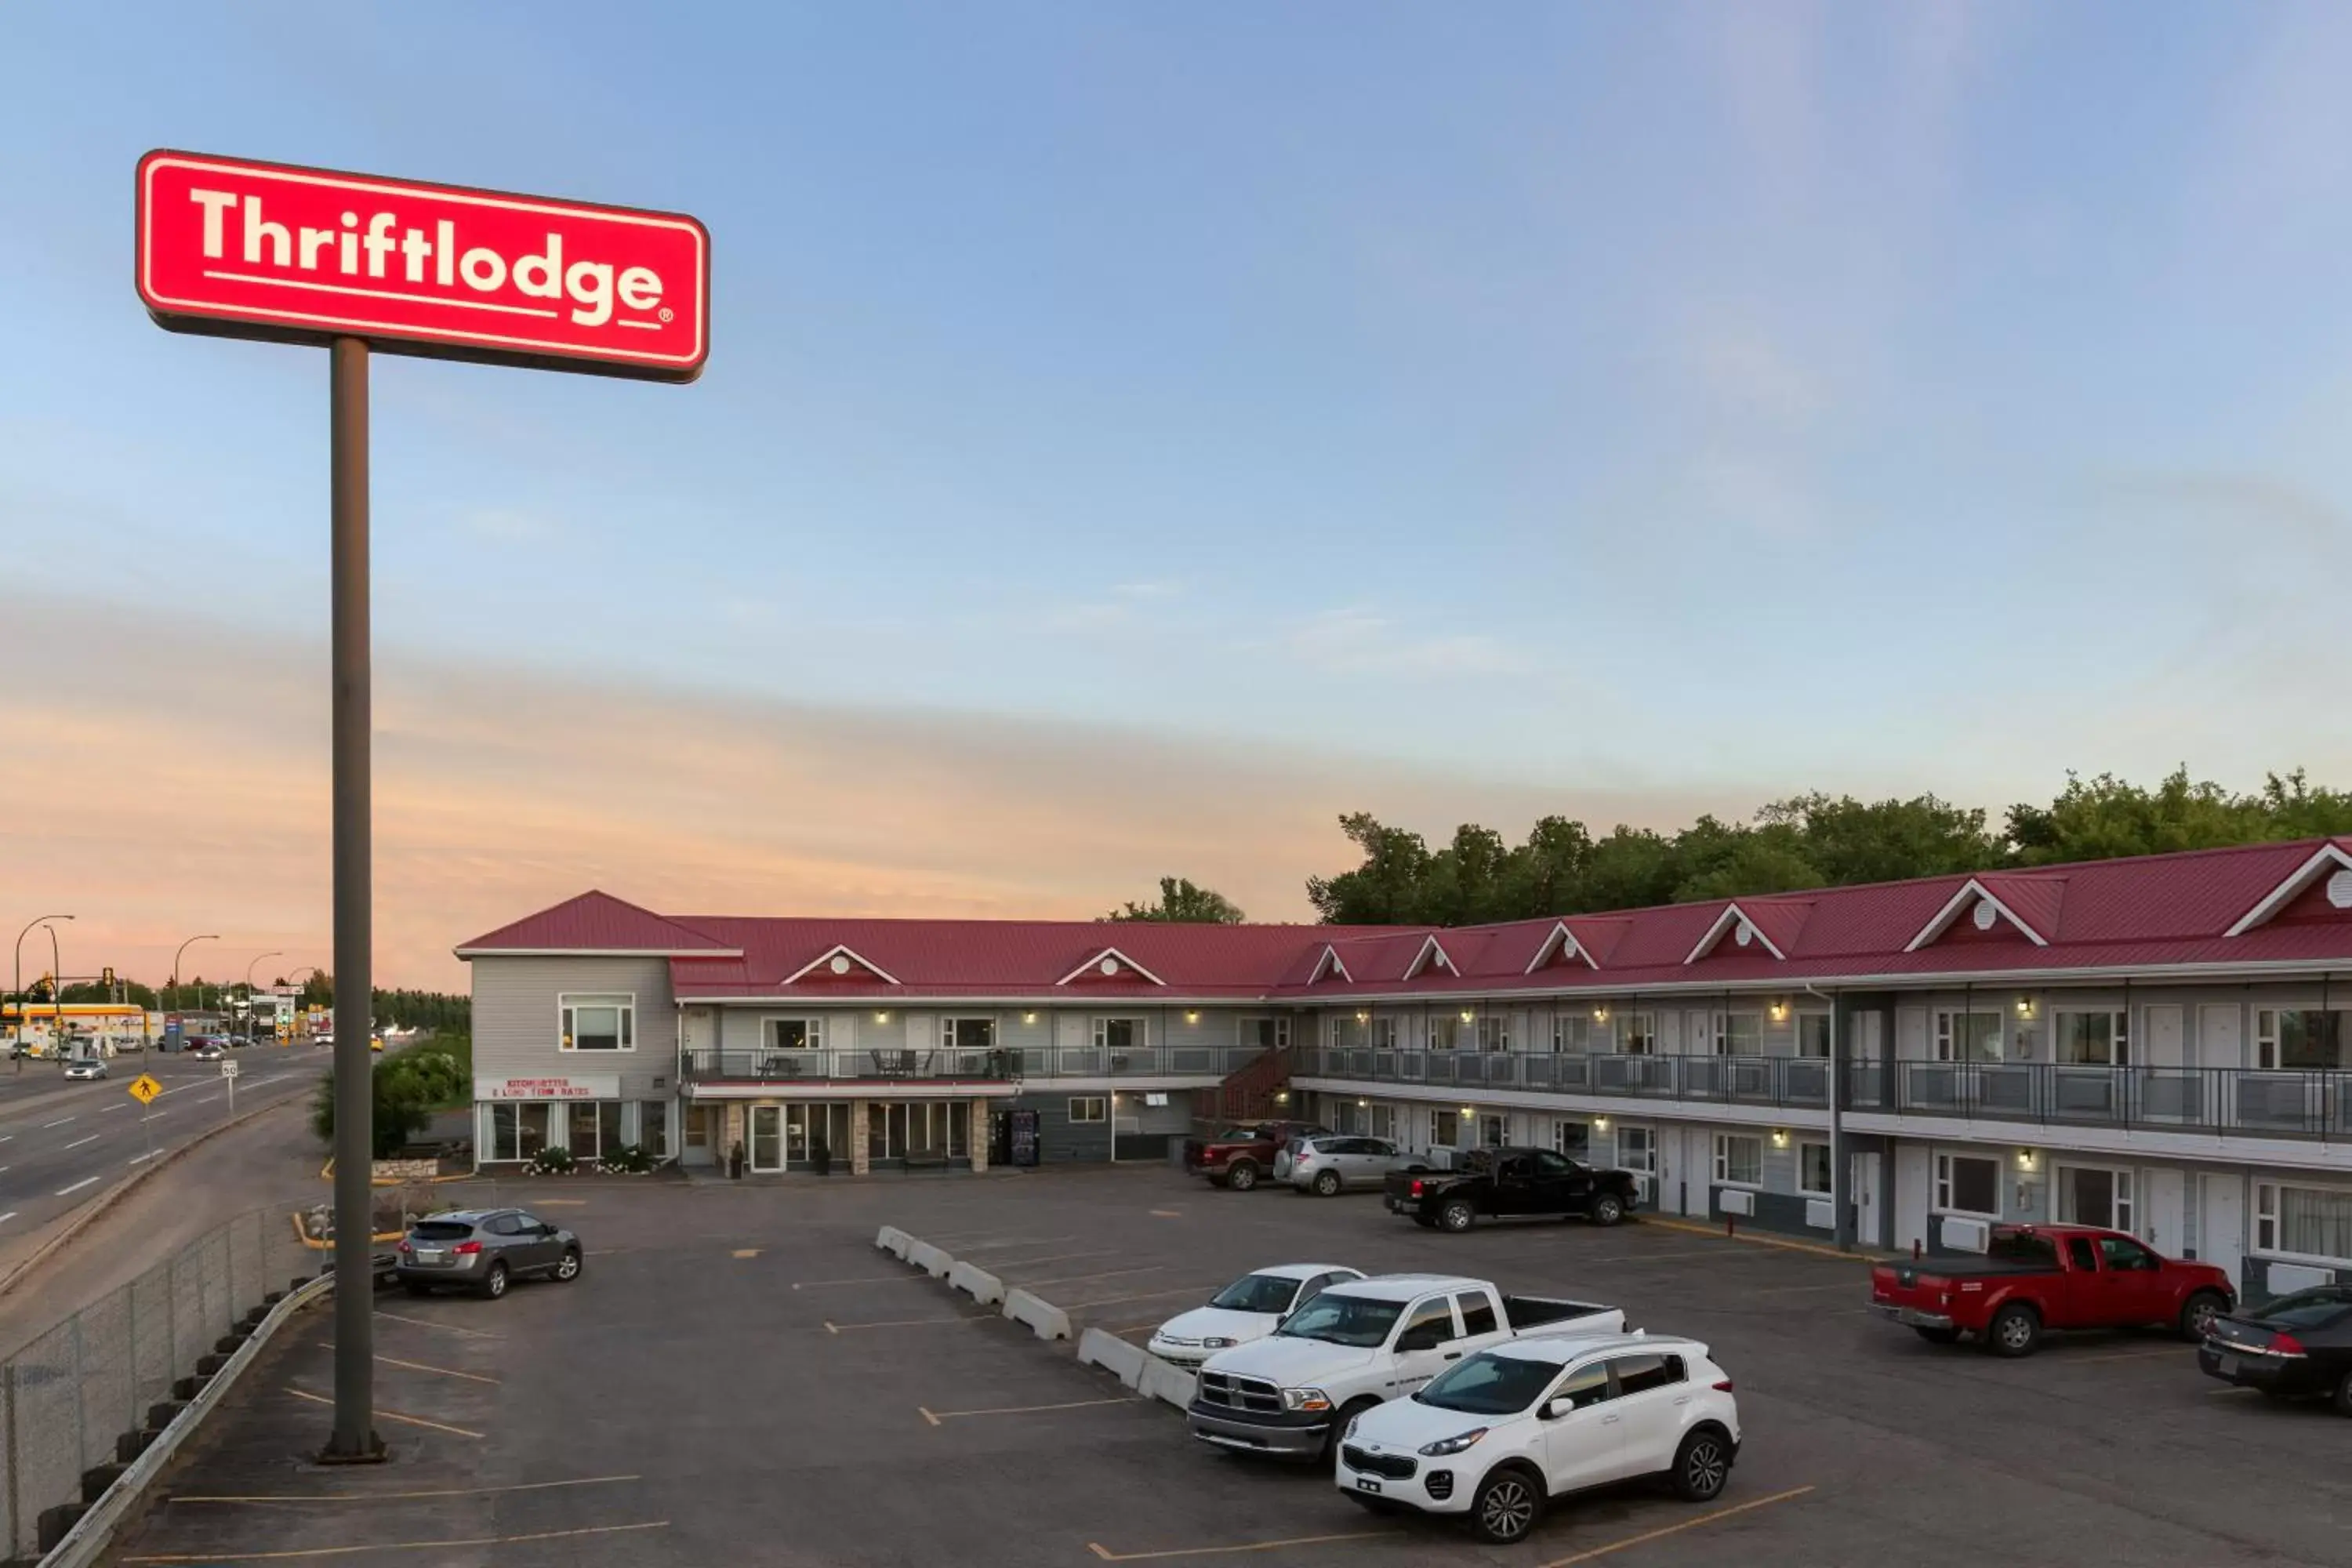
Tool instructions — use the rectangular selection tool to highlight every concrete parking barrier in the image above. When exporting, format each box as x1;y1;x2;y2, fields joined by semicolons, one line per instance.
948;1261;1004;1306
1077;1327;1146;1388
1135;1355;1197;1412
875;1225;907;1254
908;1240;953;1279
1003;1287;1072;1341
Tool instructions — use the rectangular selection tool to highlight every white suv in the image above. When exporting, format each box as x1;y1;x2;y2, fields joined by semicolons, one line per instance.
1334;1333;1739;1544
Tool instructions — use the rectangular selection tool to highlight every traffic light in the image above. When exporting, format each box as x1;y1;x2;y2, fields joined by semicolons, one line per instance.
102;966;115;987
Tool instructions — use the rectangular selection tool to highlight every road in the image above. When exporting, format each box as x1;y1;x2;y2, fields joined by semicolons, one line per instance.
0;1042;331;1250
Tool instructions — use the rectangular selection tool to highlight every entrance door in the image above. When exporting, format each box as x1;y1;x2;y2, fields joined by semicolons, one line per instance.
2144;1168;2185;1256
2198;1174;2246;1289
1851;1152;1883;1248
2143;1007;2183;1069
2198;1004;2241;1069
748;1105;784;1172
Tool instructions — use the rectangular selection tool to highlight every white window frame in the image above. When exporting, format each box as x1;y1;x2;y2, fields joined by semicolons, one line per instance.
2054;1162;2136;1232
1478;1112;1507;1148
1475;1014;1512;1052
1619;1012;1657;1055
1066;1095;1107;1123
1092;1017;1145;1053
1934;1010;2004;1063
1933;1150;2002;1218
558;993;635;1054
1711;1011;1763;1056
1552;1014;1592;1054
1370;1016;1398;1051
1795;1013;1832;1059
1711;1132;1762;1189
1796;1139;1834;1197
2053;1011;2129;1067
2254;1009;2347;1070
765;1015;826;1051
2254;1181;2352;1267
1552;1118;1589;1158
1427;1109;1455;1148
1368;1103;1396;1141
1238;1016;1290;1052
942;1017;996;1051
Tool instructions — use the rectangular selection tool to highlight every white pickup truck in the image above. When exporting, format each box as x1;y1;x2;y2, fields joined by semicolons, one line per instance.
1187;1273;1625;1463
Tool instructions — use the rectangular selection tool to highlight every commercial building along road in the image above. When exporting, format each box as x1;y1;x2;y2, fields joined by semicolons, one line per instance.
458;835;2352;1303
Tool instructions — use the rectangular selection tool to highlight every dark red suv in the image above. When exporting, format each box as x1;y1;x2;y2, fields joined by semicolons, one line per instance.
1181;1120;1328;1191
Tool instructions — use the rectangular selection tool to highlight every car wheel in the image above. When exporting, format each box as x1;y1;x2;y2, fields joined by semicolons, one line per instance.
1469;1464;1544;1544
1912;1326;1961;1346
1671;1425;1733;1501
480;1261;509;1301
1313;1171;1342;1197
1439;1199;1476;1233
1987;1302;2040;1357
2178;1290;2227;1342
1590;1193;1626;1227
554;1247;582;1283
1225;1160;1259;1192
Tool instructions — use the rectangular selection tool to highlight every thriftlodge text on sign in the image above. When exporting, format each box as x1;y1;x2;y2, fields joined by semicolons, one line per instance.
136;150;709;380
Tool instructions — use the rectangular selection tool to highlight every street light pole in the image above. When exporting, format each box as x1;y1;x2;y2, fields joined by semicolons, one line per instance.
13;915;73;1069
44;923;64;1058
245;951;283;1045
169;933;219;1021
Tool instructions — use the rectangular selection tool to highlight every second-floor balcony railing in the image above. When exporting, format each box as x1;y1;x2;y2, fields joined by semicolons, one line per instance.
680;1043;1268;1086
1293;1047;2352;1140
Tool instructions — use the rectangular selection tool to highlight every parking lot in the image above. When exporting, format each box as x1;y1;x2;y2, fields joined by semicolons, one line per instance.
109;1166;2348;1568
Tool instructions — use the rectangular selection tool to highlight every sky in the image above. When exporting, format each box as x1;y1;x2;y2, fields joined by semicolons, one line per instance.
8;2;2352;988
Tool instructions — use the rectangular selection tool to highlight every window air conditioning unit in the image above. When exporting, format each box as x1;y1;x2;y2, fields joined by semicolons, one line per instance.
1805;1198;1835;1230
1718;1188;1756;1217
1940;1215;1991;1253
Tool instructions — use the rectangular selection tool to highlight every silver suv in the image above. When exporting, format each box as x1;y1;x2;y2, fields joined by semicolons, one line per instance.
1277;1134;1425;1196
394;1208;581;1300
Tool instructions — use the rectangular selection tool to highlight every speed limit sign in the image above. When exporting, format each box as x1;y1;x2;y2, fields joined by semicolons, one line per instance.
220;1060;241;1080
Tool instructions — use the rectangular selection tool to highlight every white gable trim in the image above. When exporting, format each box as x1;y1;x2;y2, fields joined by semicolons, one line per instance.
1402;935;1457;981
1904;880;2050;953
1524;922;1598;974
1055;946;1169;987
1308;946;1354;984
1683;903;1788;965
2224;844;2352;938
781;943;903;986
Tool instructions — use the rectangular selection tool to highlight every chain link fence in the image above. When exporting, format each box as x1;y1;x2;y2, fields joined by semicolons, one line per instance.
0;1201;320;1559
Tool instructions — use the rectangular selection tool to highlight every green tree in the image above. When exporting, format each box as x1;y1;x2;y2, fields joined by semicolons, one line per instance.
1105;877;1246;924
1307;813;1437;923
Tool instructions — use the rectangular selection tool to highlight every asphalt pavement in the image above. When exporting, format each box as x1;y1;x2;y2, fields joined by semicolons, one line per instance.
0;1043;330;1247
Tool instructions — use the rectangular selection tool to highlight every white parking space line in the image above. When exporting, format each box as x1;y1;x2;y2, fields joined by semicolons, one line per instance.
0;1213;15;1225
101;1102;129;1112
64;1134;100;1150
56;1176;100;1196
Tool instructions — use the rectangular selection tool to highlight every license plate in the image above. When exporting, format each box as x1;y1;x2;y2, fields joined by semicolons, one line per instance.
2217;1352;2241;1377
1355;1478;1382;1494
415;1249;444;1264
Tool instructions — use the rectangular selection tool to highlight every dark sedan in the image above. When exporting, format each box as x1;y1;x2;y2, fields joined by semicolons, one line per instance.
2198;1285;2352;1414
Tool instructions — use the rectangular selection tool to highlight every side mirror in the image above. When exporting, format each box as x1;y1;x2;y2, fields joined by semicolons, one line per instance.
1538;1397;1571;1421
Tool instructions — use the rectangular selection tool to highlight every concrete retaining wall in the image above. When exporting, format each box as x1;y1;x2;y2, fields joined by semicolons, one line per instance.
1135;1355;1197;1411
908;1240;953;1278
875;1225;908;1256
1003;1287;1072;1341
947;1261;1004;1306
1076;1327;1145;1385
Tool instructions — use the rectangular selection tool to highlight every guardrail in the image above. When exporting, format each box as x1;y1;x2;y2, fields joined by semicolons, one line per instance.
1296;1046;2352;1139
0;1200;319;1559
683;1044;1271;1085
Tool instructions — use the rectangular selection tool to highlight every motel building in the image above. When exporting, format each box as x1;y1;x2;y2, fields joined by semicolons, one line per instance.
459;836;2352;1304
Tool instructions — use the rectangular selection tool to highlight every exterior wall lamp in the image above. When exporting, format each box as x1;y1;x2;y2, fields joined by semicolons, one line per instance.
2016;1147;2038;1171
1459;1105;1474;1119
1460;1009;1475;1024
1185;1011;1200;1024
2015;996;2036;1019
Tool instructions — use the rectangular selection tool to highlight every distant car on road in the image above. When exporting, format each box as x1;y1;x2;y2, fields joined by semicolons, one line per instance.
62;1058;110;1081
1278;1134;1429;1196
2198;1286;2352;1413
394;1208;583;1300
188;1042;226;1062
1148;1265;1367;1368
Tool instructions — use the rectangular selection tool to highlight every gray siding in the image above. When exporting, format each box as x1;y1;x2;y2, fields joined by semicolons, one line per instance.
470;955;677;1102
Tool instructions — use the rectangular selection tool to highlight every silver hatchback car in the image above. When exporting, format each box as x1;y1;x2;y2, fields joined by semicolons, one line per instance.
1277;1134;1425;1196
394;1208;582;1299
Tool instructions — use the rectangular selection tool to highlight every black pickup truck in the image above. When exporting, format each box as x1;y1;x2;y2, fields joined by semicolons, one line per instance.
1385;1146;1639;1232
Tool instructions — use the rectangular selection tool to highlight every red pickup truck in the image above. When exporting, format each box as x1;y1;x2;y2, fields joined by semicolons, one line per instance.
1870;1224;2233;1357
1180;1120;1327;1191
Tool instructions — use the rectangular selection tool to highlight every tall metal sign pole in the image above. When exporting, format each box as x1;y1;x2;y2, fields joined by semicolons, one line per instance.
136;150;709;1461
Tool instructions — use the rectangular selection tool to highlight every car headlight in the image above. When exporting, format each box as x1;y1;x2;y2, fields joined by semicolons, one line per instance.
1418;1428;1488;1457
1281;1387;1333;1413
1344;1412;1364;1440
1201;1337;1236;1349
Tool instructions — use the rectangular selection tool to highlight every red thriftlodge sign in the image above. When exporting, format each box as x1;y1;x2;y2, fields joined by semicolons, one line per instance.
136;150;709;382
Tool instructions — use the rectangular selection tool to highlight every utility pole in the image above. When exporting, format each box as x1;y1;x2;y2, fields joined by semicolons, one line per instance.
11;916;72;1070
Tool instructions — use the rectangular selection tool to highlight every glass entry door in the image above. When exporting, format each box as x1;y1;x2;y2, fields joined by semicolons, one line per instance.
748;1105;785;1172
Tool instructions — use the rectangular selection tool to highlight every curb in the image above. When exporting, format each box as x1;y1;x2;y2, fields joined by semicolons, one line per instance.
0;1087;313;1302
38;1269;333;1568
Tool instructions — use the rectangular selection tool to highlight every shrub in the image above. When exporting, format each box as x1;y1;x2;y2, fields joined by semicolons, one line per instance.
524;1146;577;1176
599;1143;659;1175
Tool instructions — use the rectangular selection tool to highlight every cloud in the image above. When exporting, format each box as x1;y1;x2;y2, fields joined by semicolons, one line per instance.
462;507;561;543
0;591;1719;989
1283;607;1527;677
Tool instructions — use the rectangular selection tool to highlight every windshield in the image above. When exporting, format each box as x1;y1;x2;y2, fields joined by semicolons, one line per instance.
1414;1351;1560;1415
1274;1294;1402;1348
1214;1127;1262;1142
2254;1288;2352;1329
1210;1273;1301;1313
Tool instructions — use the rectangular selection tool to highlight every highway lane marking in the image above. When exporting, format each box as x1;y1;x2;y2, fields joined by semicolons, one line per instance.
920;1396;1138;1425
1087;1530;1394;1561
56;1176;100;1196
823;1312;997;1333
102;1103;129;1112
128;1151;163;1166
371;1311;499;1340
312;1345;501;1385
40;1117;74;1129
64;1134;100;1149
1532;1484;1817;1566
0;1213;16;1225
285;1385;482;1439
122;1519;667;1561
170;1473;637;1504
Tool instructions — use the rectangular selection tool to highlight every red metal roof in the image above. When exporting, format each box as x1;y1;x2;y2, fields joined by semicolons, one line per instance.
455;837;2352;998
